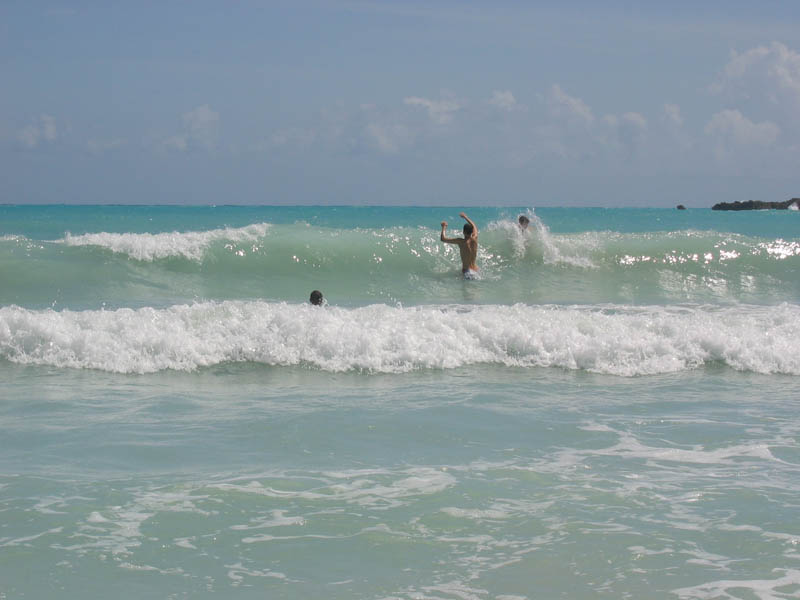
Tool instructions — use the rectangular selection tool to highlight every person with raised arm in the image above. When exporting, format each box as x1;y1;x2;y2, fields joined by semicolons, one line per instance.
440;212;479;279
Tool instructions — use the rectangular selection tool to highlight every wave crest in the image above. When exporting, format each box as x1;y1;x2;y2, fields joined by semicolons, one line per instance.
59;223;271;261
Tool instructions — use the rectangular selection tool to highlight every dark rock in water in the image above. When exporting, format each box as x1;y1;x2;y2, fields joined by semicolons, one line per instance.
712;198;800;210
676;204;686;210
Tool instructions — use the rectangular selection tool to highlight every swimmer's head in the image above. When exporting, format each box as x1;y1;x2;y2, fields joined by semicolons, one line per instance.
310;290;324;306
518;215;530;228
463;223;474;237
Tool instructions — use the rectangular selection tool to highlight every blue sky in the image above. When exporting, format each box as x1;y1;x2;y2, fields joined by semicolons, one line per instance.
2;1;800;206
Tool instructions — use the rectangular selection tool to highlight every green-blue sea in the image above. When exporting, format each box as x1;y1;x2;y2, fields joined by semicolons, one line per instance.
1;205;799;599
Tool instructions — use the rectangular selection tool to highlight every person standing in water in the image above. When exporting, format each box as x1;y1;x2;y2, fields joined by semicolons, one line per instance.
440;212;479;279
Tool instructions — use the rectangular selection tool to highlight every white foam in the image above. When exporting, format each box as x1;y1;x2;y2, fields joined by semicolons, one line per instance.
0;527;63;547
229;510;306;530
1;301;799;376
418;579;489;600
212;467;457;509
487;214;598;268
87;511;110;523
226;562;290;585
540;428;786;488
440;506;512;520
672;568;800;600
58;222;271;261
54;488;213;559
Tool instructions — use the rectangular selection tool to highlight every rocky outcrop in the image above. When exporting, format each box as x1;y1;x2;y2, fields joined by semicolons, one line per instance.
712;198;800;210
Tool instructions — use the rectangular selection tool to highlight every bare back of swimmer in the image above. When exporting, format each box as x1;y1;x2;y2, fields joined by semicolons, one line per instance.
440;212;478;277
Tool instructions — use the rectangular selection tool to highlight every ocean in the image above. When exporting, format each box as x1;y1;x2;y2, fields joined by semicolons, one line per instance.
1;205;799;599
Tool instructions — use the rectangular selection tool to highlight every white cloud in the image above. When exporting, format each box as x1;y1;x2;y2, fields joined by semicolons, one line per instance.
657;103;694;158
534;86;649;165
593;112;647;157
488;90;517;111
618;112;648;146
183;105;219;142
663;104;683;127
712;42;800;97
403;96;461;124
546;84;594;125
710;42;800;132
704;109;780;147
621;112;647;130
17;128;39;149
704;109;781;169
699;45;800;170
365;121;414;154
17;114;57;148
40;115;57;141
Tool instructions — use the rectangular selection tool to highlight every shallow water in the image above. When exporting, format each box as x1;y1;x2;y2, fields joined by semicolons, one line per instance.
3;364;799;599
1;206;799;598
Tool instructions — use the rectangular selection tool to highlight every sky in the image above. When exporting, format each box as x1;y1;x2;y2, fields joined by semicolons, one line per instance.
2;0;800;207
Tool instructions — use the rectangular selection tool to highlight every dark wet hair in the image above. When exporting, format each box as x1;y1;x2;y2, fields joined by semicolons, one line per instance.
310;290;323;305
463;223;474;236
518;215;530;226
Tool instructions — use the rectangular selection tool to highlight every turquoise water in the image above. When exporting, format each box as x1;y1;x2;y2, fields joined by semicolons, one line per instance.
1;206;799;598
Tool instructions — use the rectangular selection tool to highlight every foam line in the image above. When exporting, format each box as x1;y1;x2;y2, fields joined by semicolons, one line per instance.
1;301;798;375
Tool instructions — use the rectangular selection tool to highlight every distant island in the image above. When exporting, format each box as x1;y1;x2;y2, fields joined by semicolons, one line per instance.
712;198;800;211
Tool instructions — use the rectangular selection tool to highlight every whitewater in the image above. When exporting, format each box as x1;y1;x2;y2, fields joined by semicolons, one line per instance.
2;302;799;375
1;205;799;600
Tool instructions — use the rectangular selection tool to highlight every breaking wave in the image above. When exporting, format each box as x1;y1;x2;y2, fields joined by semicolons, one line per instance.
59;223;272;261
1;213;798;308
1;301;798;376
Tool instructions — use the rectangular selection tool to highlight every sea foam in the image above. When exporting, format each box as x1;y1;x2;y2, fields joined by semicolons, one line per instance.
486;214;597;267
59;223;271;261
1;301;798;376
